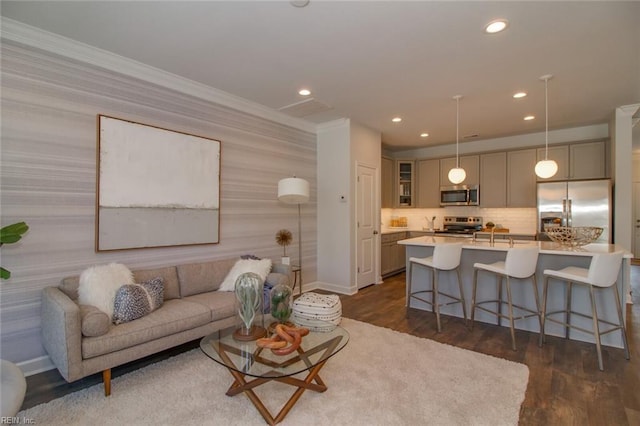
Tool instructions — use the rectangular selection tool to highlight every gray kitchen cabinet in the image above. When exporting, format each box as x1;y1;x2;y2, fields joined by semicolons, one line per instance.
396;160;415;207
439;155;479;186
507;149;537;207
480;152;507;207
536;145;570;181
381;156;394;208
381;232;407;276
417;159;440;207
536;141;607;181
570;141;607;179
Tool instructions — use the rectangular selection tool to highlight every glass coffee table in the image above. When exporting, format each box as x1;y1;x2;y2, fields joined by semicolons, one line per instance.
200;317;349;425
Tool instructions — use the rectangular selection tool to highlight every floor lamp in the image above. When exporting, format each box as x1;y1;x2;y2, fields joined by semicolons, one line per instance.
278;177;309;294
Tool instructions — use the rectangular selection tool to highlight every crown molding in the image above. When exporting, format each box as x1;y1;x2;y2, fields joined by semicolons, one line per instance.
617;103;640;118
1;17;318;134
316;118;350;131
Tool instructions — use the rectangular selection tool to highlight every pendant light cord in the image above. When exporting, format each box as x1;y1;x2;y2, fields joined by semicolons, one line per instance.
456;96;460;168
544;77;549;160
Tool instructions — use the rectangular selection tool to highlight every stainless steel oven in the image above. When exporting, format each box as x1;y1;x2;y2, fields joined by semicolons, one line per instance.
440;185;479;206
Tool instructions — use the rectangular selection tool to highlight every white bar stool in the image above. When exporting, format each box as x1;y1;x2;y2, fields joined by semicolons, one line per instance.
539;250;629;371
407;242;466;332
471;246;541;351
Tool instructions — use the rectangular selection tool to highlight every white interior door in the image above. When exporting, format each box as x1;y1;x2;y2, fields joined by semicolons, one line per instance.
356;164;377;289
634;182;640;258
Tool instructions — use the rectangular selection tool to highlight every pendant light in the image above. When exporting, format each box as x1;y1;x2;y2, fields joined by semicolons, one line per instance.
534;74;558;179
448;95;466;184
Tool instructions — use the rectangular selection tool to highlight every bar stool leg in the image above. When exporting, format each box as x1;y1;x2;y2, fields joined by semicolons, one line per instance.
612;286;631;360
456;268;468;324
406;261;413;308
531;275;543;333
539;276;550;347
565;281;573;340
471;269;478;329
497;276;503;327
505;276;517;351
589;285;604;371
433;268;442;333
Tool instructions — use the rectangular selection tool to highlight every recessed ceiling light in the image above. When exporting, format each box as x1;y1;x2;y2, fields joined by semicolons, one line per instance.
485;19;509;34
298;89;311;96
420;133;429;138
290;0;310;7
392;117;402;123
513;92;527;99
524;115;535;121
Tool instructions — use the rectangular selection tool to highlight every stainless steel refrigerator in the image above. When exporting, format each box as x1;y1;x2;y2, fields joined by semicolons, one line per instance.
537;179;612;243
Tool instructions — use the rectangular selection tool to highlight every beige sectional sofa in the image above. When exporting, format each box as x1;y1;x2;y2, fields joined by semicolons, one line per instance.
41;258;289;396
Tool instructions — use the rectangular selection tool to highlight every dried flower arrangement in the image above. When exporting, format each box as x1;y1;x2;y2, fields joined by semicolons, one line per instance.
275;229;293;256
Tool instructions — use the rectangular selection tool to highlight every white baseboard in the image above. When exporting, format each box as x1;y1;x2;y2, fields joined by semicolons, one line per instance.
17;355;55;377
302;281;357;296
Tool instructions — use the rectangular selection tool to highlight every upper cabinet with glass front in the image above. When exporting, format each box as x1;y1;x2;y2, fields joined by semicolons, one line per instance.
396;160;415;207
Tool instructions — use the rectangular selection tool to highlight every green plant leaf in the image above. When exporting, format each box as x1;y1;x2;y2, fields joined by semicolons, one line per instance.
0;222;29;244
1;267;10;280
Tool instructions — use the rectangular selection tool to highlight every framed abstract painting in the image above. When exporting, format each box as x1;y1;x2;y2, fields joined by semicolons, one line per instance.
96;115;221;251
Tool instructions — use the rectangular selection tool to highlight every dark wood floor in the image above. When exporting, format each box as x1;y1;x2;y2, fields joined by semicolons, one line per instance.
339;265;640;426
22;264;639;425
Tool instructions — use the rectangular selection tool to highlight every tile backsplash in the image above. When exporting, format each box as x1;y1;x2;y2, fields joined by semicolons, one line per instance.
381;207;537;234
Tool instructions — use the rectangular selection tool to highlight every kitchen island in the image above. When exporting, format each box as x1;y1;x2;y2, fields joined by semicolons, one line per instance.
398;236;632;348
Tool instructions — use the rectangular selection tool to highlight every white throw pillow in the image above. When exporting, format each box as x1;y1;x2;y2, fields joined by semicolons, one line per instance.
78;263;134;321
218;258;272;292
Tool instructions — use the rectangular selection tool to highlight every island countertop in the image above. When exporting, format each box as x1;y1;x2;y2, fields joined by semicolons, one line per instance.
398;235;632;257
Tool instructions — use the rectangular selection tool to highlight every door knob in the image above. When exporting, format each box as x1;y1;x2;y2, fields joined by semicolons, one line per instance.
373;230;379;235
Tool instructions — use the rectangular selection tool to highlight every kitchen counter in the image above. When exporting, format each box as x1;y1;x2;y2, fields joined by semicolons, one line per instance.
399;236;632;348
399;235;630;255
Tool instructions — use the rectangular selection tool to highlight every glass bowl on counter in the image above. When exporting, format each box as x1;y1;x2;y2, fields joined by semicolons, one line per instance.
545;226;603;247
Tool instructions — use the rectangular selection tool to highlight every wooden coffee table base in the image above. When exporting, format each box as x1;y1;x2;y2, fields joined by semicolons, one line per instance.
224;360;327;425
215;337;341;425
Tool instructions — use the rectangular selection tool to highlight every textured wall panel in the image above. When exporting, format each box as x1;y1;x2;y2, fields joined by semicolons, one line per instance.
0;41;317;366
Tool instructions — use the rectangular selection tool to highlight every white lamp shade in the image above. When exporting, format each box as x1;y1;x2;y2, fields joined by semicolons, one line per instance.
534;159;558;179
278;177;310;204
448;167;466;184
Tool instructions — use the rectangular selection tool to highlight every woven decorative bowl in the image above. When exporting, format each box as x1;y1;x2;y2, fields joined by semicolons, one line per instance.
545;226;603;247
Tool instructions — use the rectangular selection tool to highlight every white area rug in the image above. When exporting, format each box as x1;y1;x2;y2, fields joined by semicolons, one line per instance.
20;319;528;425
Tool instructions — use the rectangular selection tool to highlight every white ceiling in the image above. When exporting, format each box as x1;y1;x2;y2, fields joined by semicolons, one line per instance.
2;1;639;151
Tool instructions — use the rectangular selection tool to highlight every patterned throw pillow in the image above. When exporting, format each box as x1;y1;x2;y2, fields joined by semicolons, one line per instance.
112;277;164;324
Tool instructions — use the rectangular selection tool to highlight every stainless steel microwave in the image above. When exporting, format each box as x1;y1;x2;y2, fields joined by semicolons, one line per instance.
440;185;479;206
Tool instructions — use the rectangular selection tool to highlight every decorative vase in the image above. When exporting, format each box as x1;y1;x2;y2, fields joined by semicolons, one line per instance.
270;283;293;328
233;272;266;341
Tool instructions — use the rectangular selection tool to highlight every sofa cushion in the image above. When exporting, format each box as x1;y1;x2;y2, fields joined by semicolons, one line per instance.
78;263;134;321
218;258;273;292
112;277;164;324
182;291;236;321
133;266;180;300
60;276;80;300
176;259;237;297
81;299;211;359
79;304;111;337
